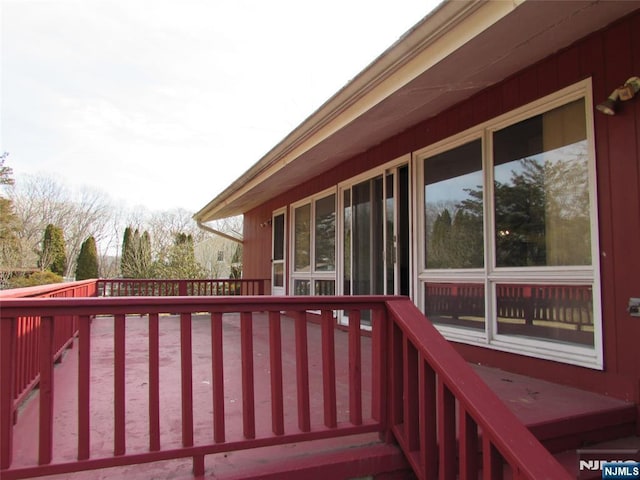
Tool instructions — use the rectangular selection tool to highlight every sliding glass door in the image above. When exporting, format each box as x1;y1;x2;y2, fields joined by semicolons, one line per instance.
342;164;410;324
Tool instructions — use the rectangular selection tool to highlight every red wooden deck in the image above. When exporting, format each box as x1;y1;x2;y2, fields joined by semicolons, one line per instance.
8;312;636;479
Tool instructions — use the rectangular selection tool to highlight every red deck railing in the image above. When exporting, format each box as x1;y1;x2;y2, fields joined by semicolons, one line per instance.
0;281;97;415
97;278;268;297
0;288;571;479
0;279;267;418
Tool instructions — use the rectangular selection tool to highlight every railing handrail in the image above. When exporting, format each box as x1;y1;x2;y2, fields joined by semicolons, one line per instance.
0;279;99;299
0;295;394;316
385;298;571;479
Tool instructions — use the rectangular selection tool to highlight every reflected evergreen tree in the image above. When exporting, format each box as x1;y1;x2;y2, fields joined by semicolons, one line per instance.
493;156;590;267
427;209;452;268
494;158;547;266
315;210;335;270
451;209;483;268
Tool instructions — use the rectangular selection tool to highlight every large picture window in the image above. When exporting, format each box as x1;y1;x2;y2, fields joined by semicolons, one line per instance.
493;98;590;268
291;191;336;295
424;139;484;269
418;80;601;368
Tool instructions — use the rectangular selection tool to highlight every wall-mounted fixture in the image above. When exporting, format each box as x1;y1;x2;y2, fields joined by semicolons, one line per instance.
259;219;272;228
628;297;640;317
596;76;640;115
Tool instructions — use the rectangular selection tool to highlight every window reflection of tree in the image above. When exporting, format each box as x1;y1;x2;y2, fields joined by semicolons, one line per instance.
493;144;590;268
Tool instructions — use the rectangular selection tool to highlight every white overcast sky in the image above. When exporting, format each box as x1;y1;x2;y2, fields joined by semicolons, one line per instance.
1;0;438;213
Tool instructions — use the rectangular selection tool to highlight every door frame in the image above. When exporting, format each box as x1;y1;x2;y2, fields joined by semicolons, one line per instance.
271;208;287;296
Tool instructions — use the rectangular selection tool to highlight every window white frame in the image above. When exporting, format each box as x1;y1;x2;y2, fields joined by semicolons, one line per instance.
413;79;603;369
289;188;337;296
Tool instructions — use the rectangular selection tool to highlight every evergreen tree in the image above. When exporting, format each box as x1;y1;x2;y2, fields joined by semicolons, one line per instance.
121;227;152;278
39;224;67;276
121;226;133;277
140;230;152;275
152;232;203;279
75;236;99;280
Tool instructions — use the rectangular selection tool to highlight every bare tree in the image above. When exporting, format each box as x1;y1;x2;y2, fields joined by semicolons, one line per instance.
146;208;204;263
9;174;242;281
11;175;115;277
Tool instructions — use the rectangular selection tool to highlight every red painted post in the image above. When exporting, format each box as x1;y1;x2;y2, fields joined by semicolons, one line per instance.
211;312;225;443
38;316;54;465
0;317;17;469
419;360;438;479
483;437;504;480
403;336;419;451
348;310;362;426
16;318;26;401
294;311;310;432
148;313;160;452
371;308;386;426
180;313;194;447
459;405;479;479
192;455;205;476
77;315;91;460
438;378;457;480
268;311;284;435
114;314;126;456
388;321;404;431
320;310;337;428
240;312;255;439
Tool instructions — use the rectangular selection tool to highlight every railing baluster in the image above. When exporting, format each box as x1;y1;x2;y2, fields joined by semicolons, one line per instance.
419;359;437;479
294;311;310;432
211;312;225;443
114;314;126;456
15;318;24;407
348;310;362;426
320;310;337;428
240;312;255;438
371;308;386;425
403;336;419;451
388;320;403;431
38;316;54;465
459;405;479;479
438;377;456;480
483;437;504;480
148;313;160;451
78;315;91;460
269;311;285;435
0;316;17;469
180;313;194;447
